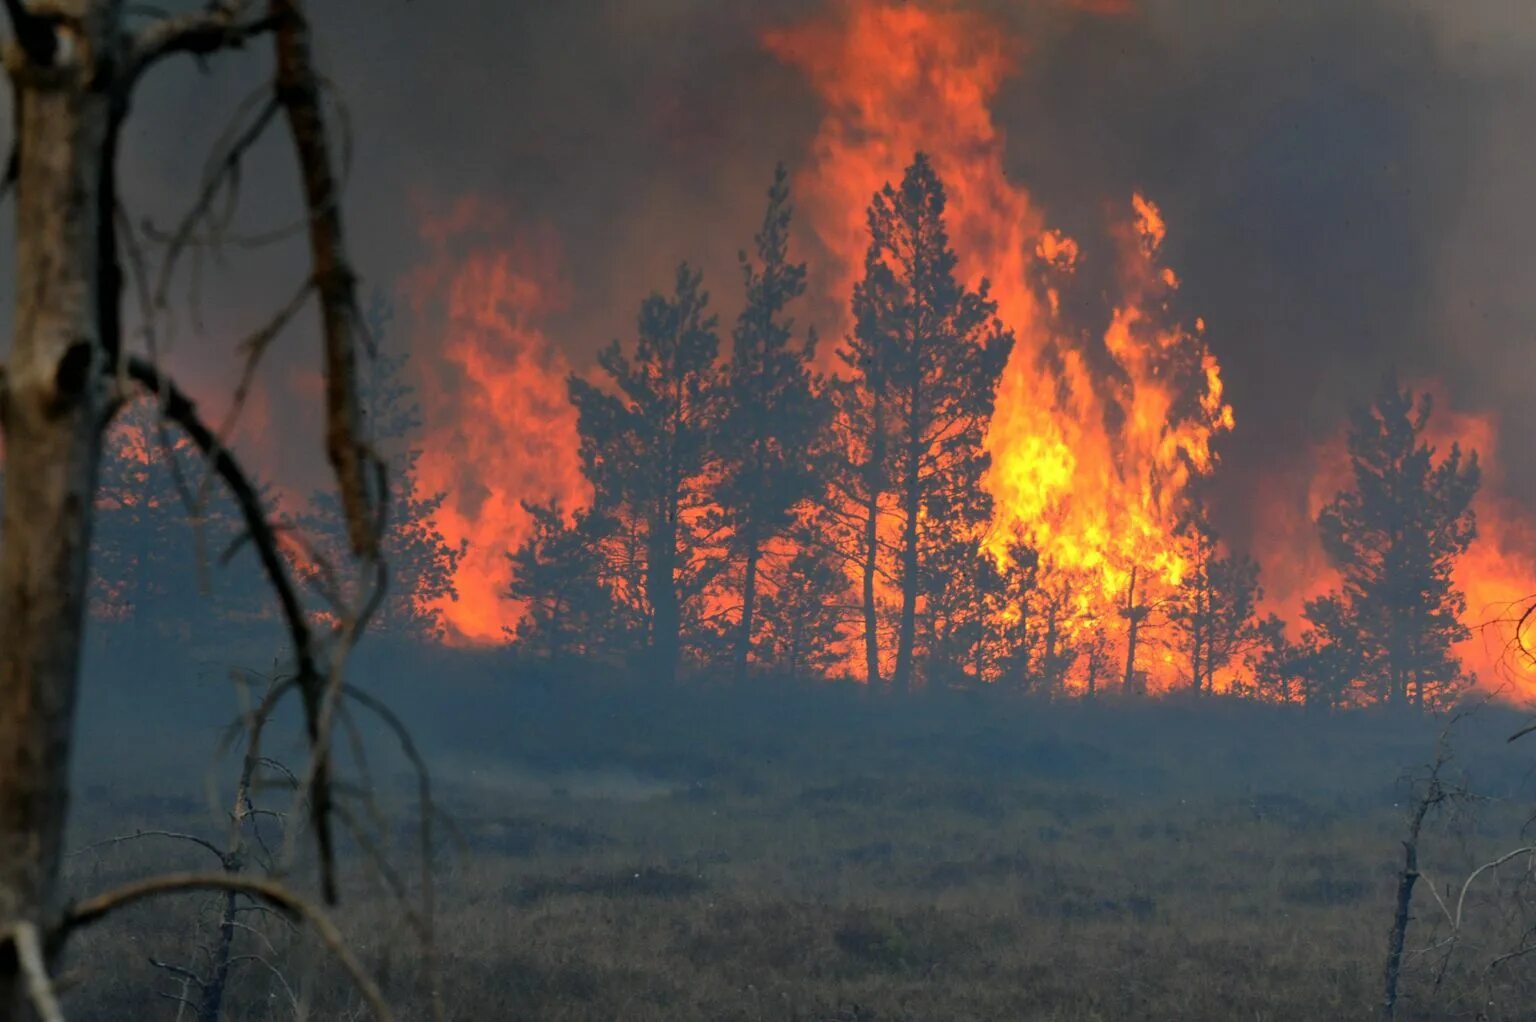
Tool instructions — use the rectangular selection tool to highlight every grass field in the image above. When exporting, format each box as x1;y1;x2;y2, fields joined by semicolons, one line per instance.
56;649;1536;1021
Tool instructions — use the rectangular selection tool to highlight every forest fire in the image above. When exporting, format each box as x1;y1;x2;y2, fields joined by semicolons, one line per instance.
768;0;1232;691
350;0;1536;702
404;198;589;643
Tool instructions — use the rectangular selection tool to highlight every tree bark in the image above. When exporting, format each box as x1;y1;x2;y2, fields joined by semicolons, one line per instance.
0;8;122;1014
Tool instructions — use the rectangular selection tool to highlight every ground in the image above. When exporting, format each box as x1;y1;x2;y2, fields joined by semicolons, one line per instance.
57;645;1536;1020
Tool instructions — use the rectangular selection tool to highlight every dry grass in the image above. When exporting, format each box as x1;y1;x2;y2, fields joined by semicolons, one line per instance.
54;665;1536;1021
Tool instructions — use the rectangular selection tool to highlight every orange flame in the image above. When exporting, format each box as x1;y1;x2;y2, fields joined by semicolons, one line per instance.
1254;390;1536;702
768;0;1231;690
404;197;590;644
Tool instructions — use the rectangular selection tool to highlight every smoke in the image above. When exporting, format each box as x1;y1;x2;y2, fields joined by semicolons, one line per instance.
3;0;1532;616
346;3;1534;504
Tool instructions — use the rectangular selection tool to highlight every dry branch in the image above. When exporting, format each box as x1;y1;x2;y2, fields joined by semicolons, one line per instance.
120;356;340;903
128;2;278;80
271;0;378;561
61;872;394;1022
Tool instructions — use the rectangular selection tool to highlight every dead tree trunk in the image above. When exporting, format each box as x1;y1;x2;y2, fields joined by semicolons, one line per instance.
1382;747;1448;1021
0;2;380;1013
0;8;121;1013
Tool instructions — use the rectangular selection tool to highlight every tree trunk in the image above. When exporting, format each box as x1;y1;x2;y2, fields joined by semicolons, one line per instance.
732;523;760;683
648;516;680;684
1;15;121;1014
1121;567;1142;694
892;437;921;695
861;492;881;688
860;395;885;689
197;887;240;1022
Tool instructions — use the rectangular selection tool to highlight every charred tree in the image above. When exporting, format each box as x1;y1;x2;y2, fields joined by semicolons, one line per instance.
0;2;396;1014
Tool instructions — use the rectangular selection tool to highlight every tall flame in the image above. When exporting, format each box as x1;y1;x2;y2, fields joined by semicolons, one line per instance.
404;197;590;643
767;0;1232;690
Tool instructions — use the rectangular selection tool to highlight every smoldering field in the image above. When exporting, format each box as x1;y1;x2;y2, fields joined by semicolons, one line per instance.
62;640;1536;1021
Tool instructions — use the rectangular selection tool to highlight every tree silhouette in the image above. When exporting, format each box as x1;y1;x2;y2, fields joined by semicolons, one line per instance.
1318;375;1480;708
1297;595;1367;710
506;501;615;663
569;265;721;683
1169;507;1262;694
755;540;852;681
840;153;1013;692
714;166;826;681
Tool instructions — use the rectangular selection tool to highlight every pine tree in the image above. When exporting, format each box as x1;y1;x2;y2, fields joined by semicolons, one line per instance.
841;153;1013;692
1246;614;1301;704
992;542;1042;691
1169;508;1261;694
1030;568;1084;696
715;166;826;681
1296;595;1366;710
569;265;721;683
756;541;852;681
1317;375;1480;708
506;500;614;662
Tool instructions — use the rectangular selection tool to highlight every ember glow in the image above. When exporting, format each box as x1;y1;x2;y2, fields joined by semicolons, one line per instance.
404;198;590;643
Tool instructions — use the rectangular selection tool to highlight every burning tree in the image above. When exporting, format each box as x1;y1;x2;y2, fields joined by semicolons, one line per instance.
1317;375;1481;708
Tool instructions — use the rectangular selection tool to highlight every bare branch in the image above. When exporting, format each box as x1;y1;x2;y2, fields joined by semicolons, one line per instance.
128;2;278;81
69;829;227;865
122;358;316;685
150;94;283;312
147;957;206;990
60;873;394;1021
121;358;339;901
272;0;378;559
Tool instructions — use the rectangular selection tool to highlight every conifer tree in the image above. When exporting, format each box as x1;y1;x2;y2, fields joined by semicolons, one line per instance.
715;166;826;681
840;153;1013;692
756;541;852;681
569;265;721;683
1317;375;1480;707
1169;508;1261;694
506;501;614;662
1296;595;1365;709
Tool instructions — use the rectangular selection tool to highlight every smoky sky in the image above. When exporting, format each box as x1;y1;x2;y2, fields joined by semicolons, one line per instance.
3;0;1533;552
